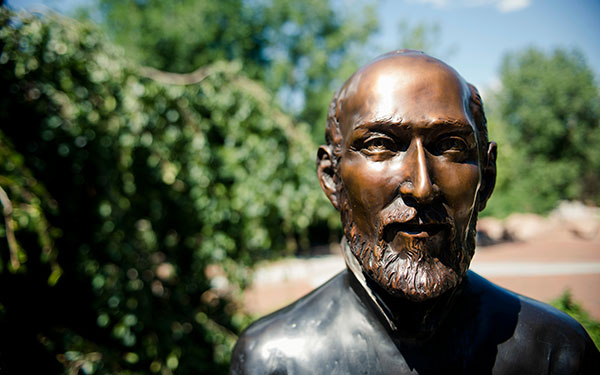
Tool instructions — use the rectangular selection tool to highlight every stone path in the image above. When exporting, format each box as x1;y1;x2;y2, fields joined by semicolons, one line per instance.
243;229;600;319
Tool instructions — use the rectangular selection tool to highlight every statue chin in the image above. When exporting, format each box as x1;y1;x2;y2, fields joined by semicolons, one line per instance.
369;255;462;302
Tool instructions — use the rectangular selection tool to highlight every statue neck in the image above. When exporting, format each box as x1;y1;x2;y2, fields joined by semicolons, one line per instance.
365;273;464;341
341;237;464;342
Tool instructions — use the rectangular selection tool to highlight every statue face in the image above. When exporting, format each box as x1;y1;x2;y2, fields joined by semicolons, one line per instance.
329;54;490;301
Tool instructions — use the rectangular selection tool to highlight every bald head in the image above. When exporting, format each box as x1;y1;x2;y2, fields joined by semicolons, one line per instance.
325;51;488;161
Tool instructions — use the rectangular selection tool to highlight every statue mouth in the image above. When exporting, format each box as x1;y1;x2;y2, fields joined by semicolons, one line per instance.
383;222;449;242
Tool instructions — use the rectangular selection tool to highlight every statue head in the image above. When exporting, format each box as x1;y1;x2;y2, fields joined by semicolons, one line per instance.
317;50;497;302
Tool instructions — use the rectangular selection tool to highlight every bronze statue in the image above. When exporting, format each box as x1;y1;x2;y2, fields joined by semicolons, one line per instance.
231;50;600;374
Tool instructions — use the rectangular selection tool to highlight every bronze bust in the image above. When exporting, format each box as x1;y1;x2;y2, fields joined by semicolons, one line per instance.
231;51;600;374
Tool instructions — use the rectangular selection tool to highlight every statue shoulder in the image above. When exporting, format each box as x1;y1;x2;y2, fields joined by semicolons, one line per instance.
514;294;600;374
230;270;352;375
466;272;599;374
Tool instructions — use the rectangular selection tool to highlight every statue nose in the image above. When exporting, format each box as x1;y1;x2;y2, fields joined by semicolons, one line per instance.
399;139;438;204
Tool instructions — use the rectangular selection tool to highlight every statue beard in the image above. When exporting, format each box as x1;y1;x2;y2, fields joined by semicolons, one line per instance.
340;189;477;302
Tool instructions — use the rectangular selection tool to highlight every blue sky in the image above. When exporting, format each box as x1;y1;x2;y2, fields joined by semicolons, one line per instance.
8;0;600;97
375;0;600;94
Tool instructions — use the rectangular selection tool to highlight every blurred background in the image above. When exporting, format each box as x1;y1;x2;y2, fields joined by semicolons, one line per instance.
0;0;598;373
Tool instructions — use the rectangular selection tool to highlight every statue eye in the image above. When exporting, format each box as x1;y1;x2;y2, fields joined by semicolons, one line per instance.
434;137;468;154
366;138;388;150
362;137;395;153
359;136;396;159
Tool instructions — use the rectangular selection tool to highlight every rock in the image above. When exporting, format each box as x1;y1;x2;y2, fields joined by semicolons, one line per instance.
504;213;554;241
569;220;600;239
550;201;600;240
551;201;600;220
477;217;507;246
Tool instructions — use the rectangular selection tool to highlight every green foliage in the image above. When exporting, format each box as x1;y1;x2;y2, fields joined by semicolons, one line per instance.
0;8;334;374
485;47;600;217
550;290;600;349
0;136;61;280
83;0;379;140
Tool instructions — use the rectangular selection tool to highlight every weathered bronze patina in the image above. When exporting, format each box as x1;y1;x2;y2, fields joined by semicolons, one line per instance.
231;51;600;374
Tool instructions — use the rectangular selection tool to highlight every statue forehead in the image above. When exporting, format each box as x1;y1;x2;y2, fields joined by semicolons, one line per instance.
337;53;473;138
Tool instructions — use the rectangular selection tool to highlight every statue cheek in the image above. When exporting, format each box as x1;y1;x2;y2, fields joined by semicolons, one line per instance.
440;164;481;217
339;156;395;233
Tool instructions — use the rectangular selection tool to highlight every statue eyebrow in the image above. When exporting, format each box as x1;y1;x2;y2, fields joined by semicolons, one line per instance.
353;120;405;132
427;118;473;129
353;118;473;133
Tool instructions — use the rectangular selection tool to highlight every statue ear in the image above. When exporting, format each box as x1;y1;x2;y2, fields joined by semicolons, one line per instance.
477;141;497;212
317;145;340;210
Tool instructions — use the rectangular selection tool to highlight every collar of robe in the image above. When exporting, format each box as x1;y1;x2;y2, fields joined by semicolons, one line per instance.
341;237;399;331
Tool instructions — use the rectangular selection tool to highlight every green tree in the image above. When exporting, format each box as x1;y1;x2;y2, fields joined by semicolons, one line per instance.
485;47;600;216
81;0;378;140
0;8;332;374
